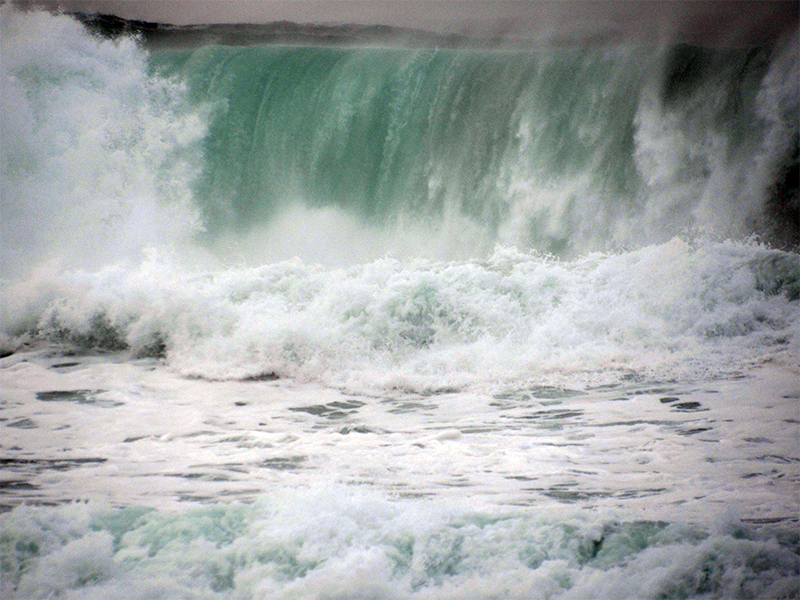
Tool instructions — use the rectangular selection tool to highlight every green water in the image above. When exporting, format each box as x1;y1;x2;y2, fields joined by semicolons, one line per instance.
149;40;795;256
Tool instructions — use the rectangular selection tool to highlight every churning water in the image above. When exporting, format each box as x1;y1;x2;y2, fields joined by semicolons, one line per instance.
1;7;798;599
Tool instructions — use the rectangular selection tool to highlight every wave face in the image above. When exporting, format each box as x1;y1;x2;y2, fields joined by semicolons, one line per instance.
146;31;799;259
2;8;798;271
1;8;799;388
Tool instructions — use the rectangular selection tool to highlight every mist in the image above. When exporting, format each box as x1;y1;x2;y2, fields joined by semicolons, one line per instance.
10;0;799;46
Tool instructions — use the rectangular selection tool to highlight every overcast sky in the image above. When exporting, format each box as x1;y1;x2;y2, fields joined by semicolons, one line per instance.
9;1;799;45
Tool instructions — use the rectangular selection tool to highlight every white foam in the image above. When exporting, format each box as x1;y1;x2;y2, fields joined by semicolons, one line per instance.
1;485;797;599
2;238;797;392
0;7;206;282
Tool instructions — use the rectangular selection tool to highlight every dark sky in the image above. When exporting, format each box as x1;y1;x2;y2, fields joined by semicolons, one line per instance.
9;1;799;45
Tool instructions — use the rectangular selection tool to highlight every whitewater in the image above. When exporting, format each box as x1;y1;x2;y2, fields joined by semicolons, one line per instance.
1;7;798;599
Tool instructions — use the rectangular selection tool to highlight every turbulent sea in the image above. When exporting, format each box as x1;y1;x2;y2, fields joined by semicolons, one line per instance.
1;7;799;599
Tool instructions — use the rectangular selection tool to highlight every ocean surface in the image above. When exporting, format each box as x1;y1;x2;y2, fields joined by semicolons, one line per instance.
1;7;799;599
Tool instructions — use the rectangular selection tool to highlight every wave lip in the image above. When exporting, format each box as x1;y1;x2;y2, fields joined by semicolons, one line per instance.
71;13;488;50
43;1;800;48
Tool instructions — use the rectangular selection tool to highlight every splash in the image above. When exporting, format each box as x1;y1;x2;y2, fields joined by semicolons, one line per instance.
1;7;206;282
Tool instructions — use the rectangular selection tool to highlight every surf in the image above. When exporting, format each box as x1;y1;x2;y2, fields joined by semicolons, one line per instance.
1;8;799;600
